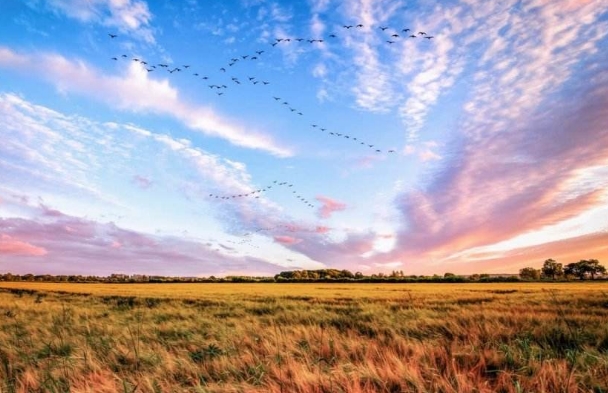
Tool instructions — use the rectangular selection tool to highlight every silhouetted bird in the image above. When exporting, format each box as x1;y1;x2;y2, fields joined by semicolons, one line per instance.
108;34;117;38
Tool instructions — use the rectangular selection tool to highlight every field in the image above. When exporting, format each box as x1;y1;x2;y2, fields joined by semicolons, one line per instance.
0;282;607;392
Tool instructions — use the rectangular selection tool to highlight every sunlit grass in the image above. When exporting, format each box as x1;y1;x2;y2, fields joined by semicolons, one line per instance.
1;282;607;392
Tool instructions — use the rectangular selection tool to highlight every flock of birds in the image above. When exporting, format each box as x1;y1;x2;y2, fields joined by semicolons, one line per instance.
108;23;433;156
208;180;315;209
106;23;435;245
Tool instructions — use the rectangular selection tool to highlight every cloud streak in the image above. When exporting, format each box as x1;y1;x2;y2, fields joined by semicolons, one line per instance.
0;47;292;157
43;0;155;43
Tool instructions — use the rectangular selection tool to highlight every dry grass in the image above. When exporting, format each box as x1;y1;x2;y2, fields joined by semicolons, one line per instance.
0;282;607;392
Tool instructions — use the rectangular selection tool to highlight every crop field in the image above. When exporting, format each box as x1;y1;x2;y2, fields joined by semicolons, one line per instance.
0;282;607;392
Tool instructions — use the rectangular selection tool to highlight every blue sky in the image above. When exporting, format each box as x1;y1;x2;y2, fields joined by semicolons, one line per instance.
1;0;607;276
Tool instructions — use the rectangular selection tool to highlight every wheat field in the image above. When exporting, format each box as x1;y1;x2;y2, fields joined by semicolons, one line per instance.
1;282;607;392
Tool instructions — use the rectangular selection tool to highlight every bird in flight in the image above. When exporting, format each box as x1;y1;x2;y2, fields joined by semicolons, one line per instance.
343;25;353;29
380;26;389;31
418;32;426;35
402;28;410;32
108;34;117;38
356;24;364;28
391;34;399;38
386;40;395;44
425;36;434;40
111;57;117;60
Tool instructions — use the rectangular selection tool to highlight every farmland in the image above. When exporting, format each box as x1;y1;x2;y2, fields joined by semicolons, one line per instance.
1;282;607;392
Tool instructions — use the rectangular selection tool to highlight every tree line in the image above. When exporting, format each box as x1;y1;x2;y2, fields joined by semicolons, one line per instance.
519;259;606;280
0;259;604;283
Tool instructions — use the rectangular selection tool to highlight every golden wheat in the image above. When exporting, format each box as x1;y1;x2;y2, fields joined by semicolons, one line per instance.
0;282;607;392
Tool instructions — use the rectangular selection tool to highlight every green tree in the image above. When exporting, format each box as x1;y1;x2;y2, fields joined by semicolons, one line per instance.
565;259;606;280
519;267;540;280
541;258;563;280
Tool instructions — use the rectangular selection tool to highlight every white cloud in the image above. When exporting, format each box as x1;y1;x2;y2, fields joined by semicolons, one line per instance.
0;47;292;157
44;0;155;43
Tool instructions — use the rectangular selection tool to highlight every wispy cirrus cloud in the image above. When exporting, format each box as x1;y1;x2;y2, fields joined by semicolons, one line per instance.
0;47;292;157
37;0;155;43
0;94;328;267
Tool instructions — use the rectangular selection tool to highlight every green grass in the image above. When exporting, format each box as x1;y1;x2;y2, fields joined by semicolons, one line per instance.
0;282;607;392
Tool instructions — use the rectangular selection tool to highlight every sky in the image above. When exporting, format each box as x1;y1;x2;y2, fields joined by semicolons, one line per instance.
0;0;607;277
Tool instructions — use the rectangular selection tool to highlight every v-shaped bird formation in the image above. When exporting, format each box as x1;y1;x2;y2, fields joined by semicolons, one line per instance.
106;22;435;229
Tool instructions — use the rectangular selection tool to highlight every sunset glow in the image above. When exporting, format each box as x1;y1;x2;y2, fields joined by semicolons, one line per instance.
1;0;607;276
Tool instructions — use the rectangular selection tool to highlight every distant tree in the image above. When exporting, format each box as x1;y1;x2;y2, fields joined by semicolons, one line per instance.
564;260;606;280
444;272;456;278
541;259;563;280
519;267;541;280
468;274;480;281
354;271;364;279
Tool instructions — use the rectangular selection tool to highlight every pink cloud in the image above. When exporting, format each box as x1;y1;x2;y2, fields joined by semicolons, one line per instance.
132;175;153;189
315;226;330;234
0;204;291;276
316;196;347;219
274;236;302;245
0;234;47;256
383;67;608;273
